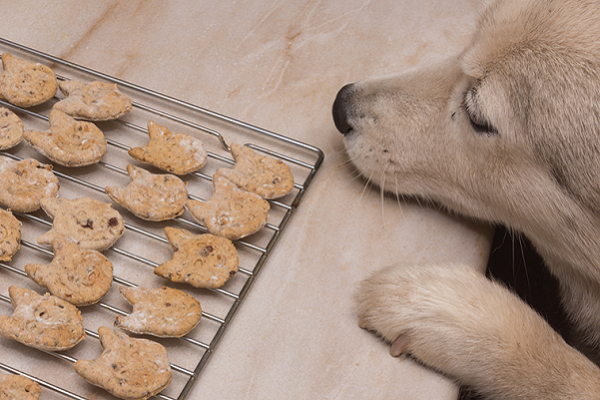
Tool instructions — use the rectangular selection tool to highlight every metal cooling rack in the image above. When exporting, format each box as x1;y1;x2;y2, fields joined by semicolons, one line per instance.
0;37;323;400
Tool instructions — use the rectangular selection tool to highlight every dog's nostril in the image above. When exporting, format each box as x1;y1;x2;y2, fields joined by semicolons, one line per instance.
332;83;354;135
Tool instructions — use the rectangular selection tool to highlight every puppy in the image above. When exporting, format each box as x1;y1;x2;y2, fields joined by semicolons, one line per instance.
332;0;600;398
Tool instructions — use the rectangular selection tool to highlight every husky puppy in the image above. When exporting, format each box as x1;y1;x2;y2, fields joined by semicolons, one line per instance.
332;0;600;398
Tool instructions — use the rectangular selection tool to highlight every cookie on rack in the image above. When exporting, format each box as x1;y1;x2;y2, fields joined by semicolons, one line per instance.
217;142;294;199
23;109;107;167
105;165;188;222
114;285;202;337
38;197;125;251
25;238;113;306
53;79;133;121
185;174;269;240
0;286;85;351
128;120;208;175
0;209;20;262
0;156;59;213
0;53;57;108
74;327;172;400
0;371;42;400
154;226;238;289
0;107;23;150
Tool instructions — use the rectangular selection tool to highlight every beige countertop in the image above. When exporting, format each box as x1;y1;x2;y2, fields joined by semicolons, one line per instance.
0;1;491;399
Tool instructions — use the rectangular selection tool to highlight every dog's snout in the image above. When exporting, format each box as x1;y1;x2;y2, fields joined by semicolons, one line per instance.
332;83;355;135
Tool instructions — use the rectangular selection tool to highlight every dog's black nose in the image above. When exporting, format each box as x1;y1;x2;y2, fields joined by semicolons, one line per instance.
332;83;354;135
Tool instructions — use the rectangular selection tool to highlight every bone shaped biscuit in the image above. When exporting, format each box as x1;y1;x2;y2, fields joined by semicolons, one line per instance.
25;238;113;306
0;372;42;400
128;120;208;175
0;53;57;108
38;197;125;251
154;227;239;289
0;107;23;150
0;286;85;351
0;209;20;262
185;174;270;240
0;156;59;213
105;165;188;221
217;142;294;199
74;327;172;400
114;286;202;337
53;79;133;121
23;109;107;167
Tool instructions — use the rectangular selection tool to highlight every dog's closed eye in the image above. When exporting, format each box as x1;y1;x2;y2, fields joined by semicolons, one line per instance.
464;88;498;136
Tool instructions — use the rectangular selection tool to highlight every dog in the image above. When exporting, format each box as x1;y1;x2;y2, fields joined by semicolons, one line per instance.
332;0;600;398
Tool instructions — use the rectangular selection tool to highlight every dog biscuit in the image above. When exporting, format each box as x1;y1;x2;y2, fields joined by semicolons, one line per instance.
0;108;23;150
74;327;172;400
25;238;113;306
0;53;57;108
0;286;85;351
106;165;188;221
38;197;125;251
23;109;107;167
0;156;59;213
154;227;239;288
115;286;202;337
0;372;42;400
0;209;20;262
53;79;133;121
185;174;270;240
217;142;294;199
128;120;208;175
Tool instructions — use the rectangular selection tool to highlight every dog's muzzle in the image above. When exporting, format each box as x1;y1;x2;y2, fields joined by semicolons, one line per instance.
332;83;354;135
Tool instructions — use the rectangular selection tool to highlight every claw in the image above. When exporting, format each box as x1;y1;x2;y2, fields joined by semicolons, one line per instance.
390;334;410;357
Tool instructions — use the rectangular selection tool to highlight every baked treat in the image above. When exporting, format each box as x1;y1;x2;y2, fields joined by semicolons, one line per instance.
25;238;113;306
53;80;133;121
105;165;188;221
154;227;238;288
23;109;107;167
0;209;20;262
0;156;59;213
0;286;85;351
0;53;57;108
74;327;172;400
217;142;294;199
0;107;23;150
128;120;208;175
0;372;42;400
114;286;202;337
38;197;125;251
185;174;270;240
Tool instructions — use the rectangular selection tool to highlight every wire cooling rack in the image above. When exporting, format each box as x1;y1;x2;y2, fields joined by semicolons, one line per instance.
0;37;323;400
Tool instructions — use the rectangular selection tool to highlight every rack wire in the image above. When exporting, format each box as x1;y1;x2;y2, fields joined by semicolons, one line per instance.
0;37;323;400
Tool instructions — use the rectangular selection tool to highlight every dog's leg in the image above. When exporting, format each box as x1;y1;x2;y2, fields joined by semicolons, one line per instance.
357;263;600;400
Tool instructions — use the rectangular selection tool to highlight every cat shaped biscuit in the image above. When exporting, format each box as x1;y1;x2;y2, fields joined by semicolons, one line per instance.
0;107;23;150
0;209;20;262
53;80;133;121
0;372;42;400
0;53;57;108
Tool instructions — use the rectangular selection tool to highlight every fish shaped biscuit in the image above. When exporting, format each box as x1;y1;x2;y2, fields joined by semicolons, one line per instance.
0;53;57;108
0;286;85;351
53;80;133;121
105;165;188;221
23;109;107;167
0;209;20;262
0;107;23;150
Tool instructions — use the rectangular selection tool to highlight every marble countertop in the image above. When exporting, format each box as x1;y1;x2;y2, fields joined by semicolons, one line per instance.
0;1;491;399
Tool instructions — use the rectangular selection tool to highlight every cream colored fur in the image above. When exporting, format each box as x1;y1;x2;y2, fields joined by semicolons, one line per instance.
332;0;600;398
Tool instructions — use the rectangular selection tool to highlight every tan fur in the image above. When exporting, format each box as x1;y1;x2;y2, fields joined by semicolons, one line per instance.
333;0;600;398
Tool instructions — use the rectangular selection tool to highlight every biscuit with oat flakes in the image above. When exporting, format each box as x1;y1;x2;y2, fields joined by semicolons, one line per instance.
105;165;188;221
0;107;23;150
185;174;269;240
0;156;59;213
74;327;172;400
114;286;202;338
0;209;20;262
0;53;57;108
128;120;208;175
154;227;239;289
0;371;42;400
23;109;107;167
0;286;85;351
53;80;133;121
25;238;113;306
217;142;294;199
38;197;125;251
